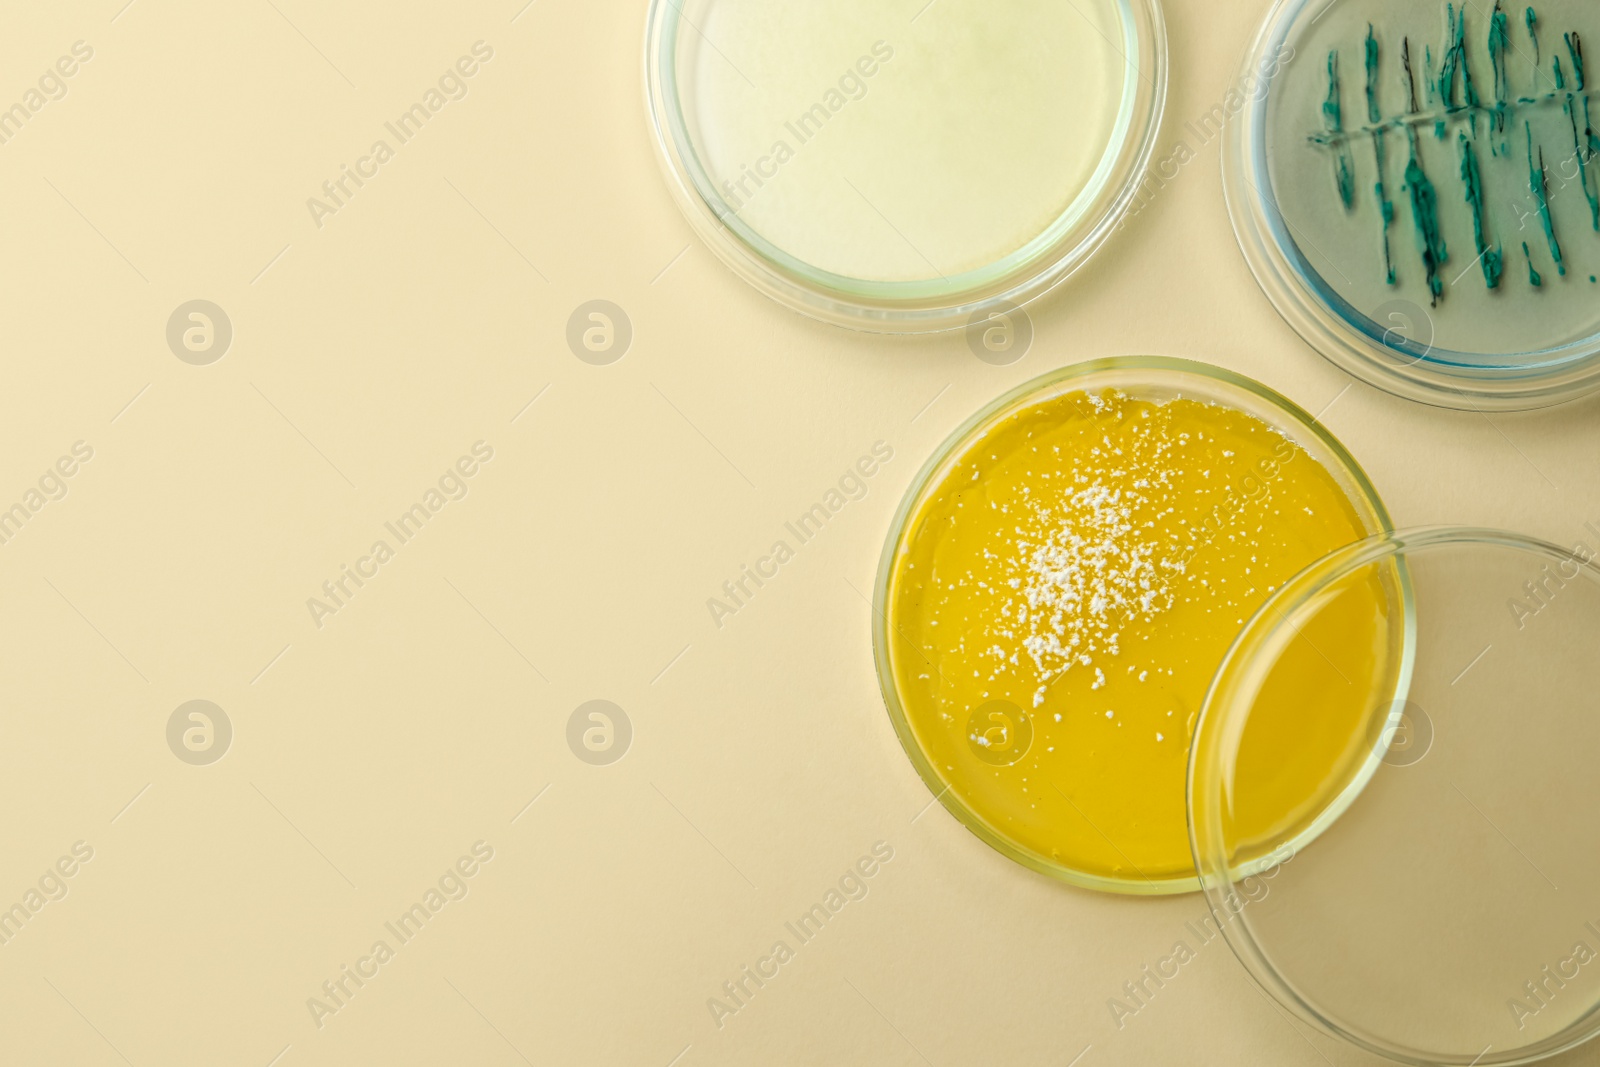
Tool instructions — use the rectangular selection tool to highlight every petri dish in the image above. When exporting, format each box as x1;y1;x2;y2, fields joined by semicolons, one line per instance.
1225;0;1600;409
645;0;1167;332
872;357;1398;894
1191;527;1600;1065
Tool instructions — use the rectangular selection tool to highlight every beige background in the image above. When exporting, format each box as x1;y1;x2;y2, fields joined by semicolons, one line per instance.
0;1;1596;1065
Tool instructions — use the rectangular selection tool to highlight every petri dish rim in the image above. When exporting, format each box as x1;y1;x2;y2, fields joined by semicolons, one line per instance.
871;355;1397;895
644;0;1169;333
1188;526;1600;1067
1222;0;1600;411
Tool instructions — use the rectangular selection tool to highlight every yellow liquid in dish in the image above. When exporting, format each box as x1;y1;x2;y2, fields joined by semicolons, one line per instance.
885;389;1397;888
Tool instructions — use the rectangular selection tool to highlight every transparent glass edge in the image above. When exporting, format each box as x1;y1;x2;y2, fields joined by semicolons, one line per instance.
1188;526;1600;1067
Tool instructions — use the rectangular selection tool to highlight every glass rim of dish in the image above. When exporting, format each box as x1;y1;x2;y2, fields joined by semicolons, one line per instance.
1222;0;1600;412
1188;526;1598;1067
871;355;1397;895
643;0;1169;334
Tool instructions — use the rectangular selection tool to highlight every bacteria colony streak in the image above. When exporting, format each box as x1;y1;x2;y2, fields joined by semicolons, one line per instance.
1312;3;1599;304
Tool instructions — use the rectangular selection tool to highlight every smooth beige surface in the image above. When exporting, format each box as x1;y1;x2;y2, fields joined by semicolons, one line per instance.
1;2;1597;1066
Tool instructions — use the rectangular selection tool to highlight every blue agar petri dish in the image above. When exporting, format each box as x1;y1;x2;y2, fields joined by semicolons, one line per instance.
1226;0;1600;409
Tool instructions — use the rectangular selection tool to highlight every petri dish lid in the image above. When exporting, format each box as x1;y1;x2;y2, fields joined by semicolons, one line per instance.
645;0;1167;332
1225;0;1600;409
1190;527;1600;1065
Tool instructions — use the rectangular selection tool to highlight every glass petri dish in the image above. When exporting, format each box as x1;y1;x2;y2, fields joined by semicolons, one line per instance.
1191;527;1600;1065
1225;0;1600;409
872;357;1397;894
645;0;1166;332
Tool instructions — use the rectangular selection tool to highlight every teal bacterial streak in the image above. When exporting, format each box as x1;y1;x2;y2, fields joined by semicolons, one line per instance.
1489;2;1511;143
1588;97;1600;162
1490;4;1511;102
1373;134;1396;283
1459;9;1482;122
1458;133;1503;288
1523;241;1543;286
1366;24;1383;123
1569;31;1587;90
1438;6;1461;106
1367;26;1396;283
1405;130;1450;304
1324;50;1343;129
1325;51;1357;208
1438;4;1482;126
1570;99;1600;229
1404;37;1421;113
1526;121;1566;275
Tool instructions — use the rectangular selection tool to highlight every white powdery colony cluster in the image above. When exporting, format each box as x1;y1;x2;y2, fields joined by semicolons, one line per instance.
986;429;1188;708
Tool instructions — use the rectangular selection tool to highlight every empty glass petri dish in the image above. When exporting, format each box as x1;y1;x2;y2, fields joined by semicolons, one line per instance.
1225;0;1600;408
645;0;1166;332
1191;527;1600;1065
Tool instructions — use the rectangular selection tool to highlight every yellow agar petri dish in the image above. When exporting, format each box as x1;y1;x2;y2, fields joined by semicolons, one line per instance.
645;0;1167;331
873;358;1404;894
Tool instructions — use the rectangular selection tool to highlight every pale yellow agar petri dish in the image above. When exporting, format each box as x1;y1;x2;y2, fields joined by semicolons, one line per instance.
646;0;1167;331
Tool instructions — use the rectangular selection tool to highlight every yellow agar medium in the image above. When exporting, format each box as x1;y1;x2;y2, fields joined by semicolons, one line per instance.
884;388;1399;890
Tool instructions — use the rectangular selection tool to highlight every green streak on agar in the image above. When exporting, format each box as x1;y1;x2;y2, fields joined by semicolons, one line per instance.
1568;31;1586;90
1526;121;1566;275
1366;25;1383;123
1433;17;1451;138
1490;5;1511;102
1367;26;1396;283
1438;7;1459;105
1325;51;1357;208
1490;2;1512;147
1461;13;1482;122
1458;133;1503;288
1438;4;1481;126
1406;129;1450;304
1568;97;1600;229
1324;50;1343;129
1404;36;1421;113
1523;241;1543;285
